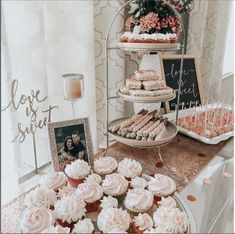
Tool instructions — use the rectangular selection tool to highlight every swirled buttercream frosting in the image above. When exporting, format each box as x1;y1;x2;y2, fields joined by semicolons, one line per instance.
133;213;153;231
40;172;67;190
21;207;55;233
41;225;70;233
72;218;94;233
56;185;76;199
118;158;142;179
153;206;189;233
76;182;103;203
147;174;176;196
124;188;153;212
102;173;129;196
100;196;118;209
24;186;57;209
64;159;91;179
94;157;118;174
97;207;131;233
157;196;177;208
85;173;102;184
54;193;86;223
130;176;147;189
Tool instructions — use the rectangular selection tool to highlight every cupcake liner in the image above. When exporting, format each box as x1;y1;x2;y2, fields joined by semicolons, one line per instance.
56;219;77;231
66;176;85;188
153;191;175;204
113;192;127;203
128;222;144;234
86;200;101;213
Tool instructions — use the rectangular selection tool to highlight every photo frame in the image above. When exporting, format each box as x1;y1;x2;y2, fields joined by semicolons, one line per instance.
48;118;94;172
160;54;205;113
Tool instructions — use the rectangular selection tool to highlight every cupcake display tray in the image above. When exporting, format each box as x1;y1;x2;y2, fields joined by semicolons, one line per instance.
108;117;178;148
117;42;180;52
117;89;176;103
85;174;197;233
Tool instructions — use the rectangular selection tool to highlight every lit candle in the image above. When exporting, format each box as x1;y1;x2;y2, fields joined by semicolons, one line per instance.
63;73;84;101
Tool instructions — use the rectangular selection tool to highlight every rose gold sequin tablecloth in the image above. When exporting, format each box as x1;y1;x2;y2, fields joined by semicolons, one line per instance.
95;134;228;192
1;134;229;233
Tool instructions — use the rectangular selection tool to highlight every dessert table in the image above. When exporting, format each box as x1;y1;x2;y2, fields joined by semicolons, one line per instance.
1;134;233;233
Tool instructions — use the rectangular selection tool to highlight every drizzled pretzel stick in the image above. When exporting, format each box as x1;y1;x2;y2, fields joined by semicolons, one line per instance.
136;118;157;137
120;109;148;129
148;118;168;140
142;116;163;137
127;110;158;132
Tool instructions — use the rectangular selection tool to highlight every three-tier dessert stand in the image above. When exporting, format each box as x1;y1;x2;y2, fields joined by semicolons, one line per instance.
103;0;186;163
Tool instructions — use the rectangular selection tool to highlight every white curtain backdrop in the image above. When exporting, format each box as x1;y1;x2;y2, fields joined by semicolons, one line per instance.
187;0;232;97
2;1;96;203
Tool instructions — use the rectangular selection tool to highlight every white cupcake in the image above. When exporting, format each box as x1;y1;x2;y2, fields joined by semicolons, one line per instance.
124;188;153;213
102;173;129;202
72;218;94;233
147;174;176;203
76;182;103;212
157;196;177;208
130;213;153;233
64;159;91;187
97;207;131;233
94;156;118;177
41;225;70;233
130;177;147;189
21;207;55;233
153;206;189;233
54;193;86;228
40;172;67;191
24;186;57;210
118;158;142;180
100;196;118;209
85;173;102;184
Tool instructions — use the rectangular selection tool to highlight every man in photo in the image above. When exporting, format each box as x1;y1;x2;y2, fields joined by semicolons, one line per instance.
59;131;86;162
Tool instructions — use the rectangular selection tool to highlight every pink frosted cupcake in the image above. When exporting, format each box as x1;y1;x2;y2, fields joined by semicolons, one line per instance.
147;174;176;204
85;173;102;185
40;172;67;192
72;218;94;233
24;186;57;210
21;207;55;233
102;173;129;202
64;159;91;188
118;158;142;180
76;182;103;212
129;213;153;234
41;225;70;233
54;193;86;229
56;185;76;200
97;207;131;233
124;188;153;214
93;156;118;178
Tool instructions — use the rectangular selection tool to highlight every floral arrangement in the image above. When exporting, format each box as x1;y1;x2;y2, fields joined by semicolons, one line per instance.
125;0;193;35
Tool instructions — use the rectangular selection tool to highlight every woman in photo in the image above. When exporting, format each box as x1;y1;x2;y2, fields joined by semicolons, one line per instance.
59;136;78;161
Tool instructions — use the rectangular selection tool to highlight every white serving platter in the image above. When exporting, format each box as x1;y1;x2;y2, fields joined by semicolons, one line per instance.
165;104;234;145
117;42;180;52
108;117;178;148
117;89;176;103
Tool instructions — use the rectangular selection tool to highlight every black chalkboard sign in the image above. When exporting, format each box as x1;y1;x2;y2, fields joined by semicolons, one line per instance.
160;55;205;112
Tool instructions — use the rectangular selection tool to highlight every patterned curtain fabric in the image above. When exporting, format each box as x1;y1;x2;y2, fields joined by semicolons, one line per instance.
2;1;97;203
94;0;126;147
187;0;232;97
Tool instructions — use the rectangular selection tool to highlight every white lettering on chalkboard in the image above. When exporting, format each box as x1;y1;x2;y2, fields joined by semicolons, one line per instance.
166;64;198;98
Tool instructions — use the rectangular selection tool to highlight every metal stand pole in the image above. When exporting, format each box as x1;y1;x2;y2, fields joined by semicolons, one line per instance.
157;147;163;163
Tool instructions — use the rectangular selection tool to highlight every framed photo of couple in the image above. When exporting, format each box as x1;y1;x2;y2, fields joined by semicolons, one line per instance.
48;118;94;171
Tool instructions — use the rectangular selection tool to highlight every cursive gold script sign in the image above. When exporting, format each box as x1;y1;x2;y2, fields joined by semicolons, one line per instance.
2;79;59;173
2;79;58;143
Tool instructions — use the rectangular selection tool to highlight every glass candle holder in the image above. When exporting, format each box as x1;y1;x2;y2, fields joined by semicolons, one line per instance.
62;73;84;101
